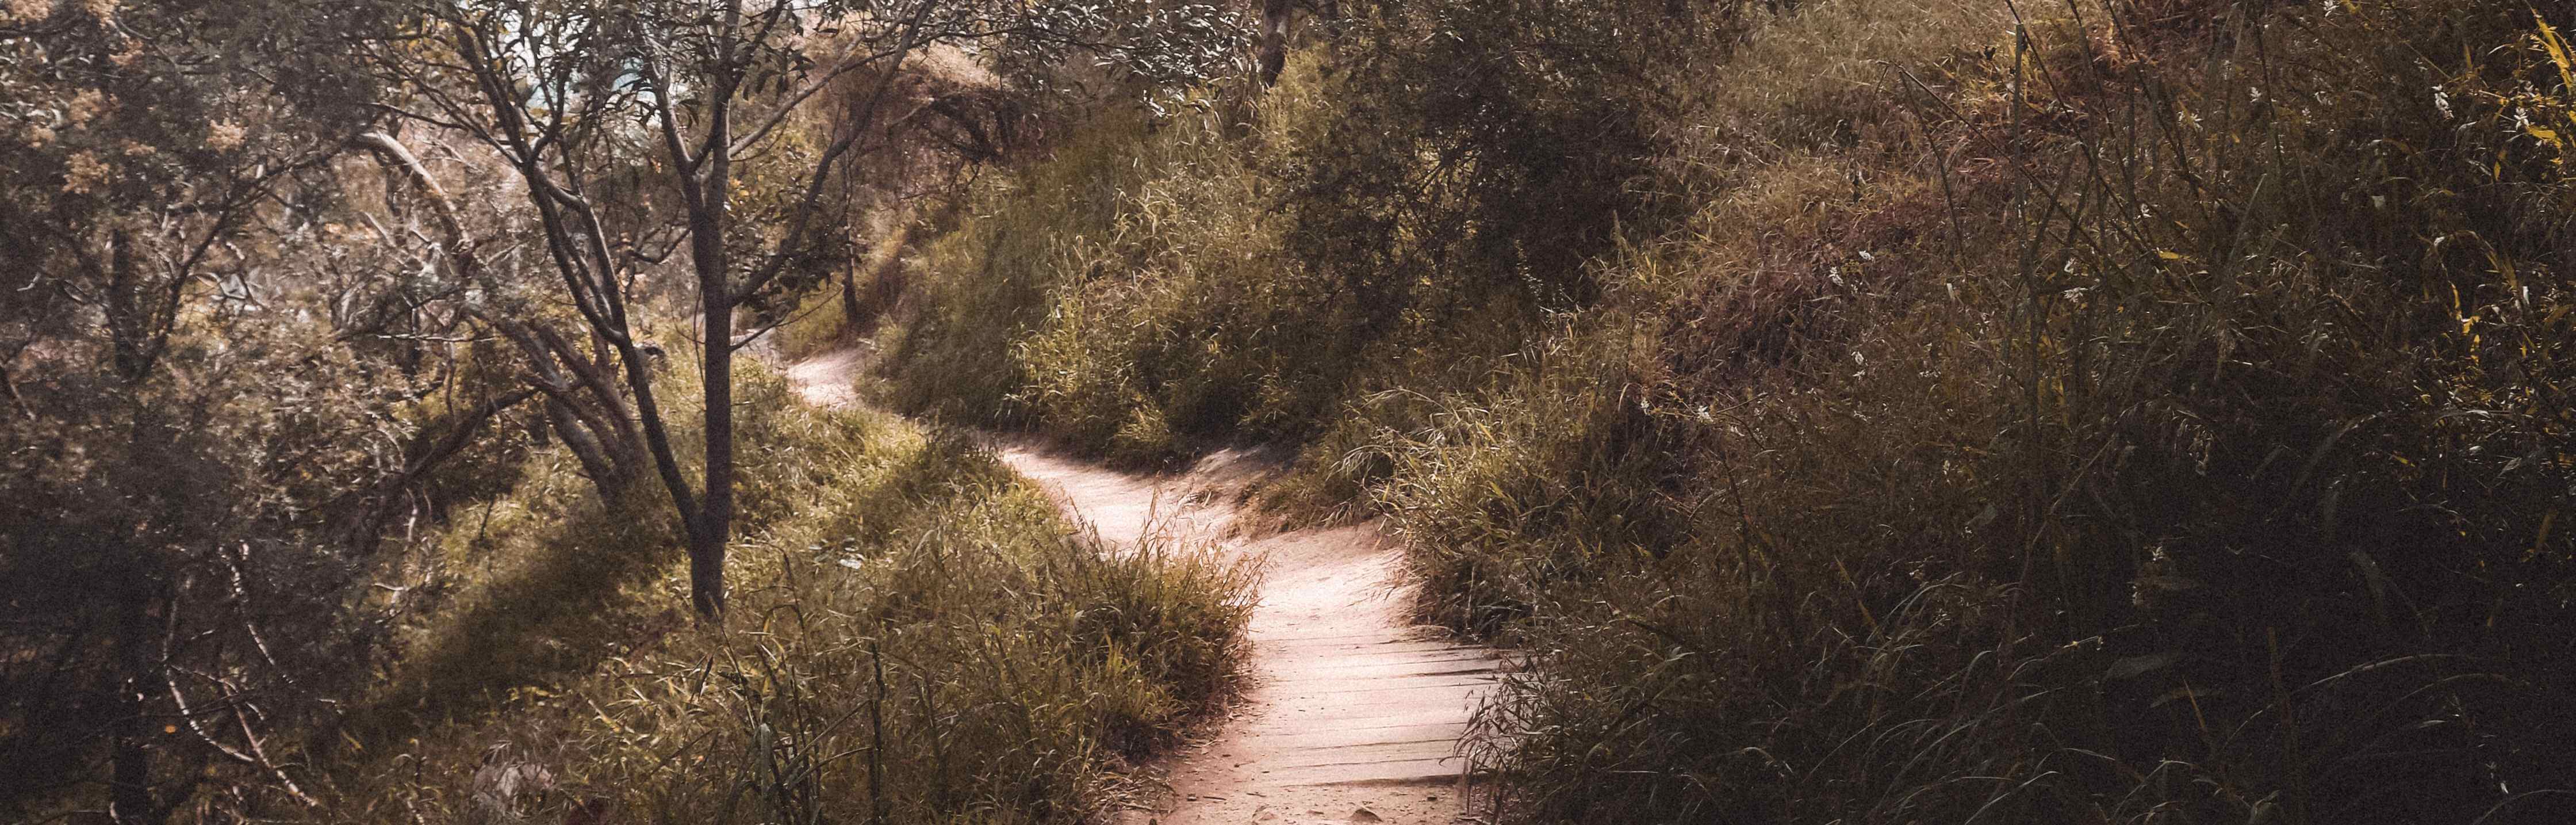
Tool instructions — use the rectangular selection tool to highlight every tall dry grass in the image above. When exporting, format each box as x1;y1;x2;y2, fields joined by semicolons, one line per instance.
1410;1;2576;821
319;360;1254;823
870;0;2576;821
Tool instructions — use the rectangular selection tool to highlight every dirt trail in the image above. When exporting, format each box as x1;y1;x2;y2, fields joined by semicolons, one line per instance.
787;351;1493;825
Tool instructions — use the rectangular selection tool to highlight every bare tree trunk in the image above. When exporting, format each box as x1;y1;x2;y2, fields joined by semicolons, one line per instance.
544;396;628;502
478;311;650;504
690;311;734;617
687;520;728;617
531;325;652;480
687;185;735;618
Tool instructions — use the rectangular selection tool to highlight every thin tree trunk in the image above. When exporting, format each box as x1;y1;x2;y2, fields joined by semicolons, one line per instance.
691;299;733;617
606;316;706;610
546;396;629;503
534;325;647;458
481;311;646;503
686;161;735;618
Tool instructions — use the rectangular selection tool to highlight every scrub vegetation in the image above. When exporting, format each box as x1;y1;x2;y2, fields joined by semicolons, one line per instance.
871;0;2576;821
332;365;1254;823
11;0;2575;820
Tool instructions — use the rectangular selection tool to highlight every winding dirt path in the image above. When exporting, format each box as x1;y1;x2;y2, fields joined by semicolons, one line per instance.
787;351;1493;825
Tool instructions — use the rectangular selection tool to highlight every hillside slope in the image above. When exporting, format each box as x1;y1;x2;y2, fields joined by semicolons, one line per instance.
868;0;2576;822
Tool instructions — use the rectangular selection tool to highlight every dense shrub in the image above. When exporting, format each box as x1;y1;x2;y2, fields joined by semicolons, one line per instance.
877;1;1759;465
1277;0;1741;329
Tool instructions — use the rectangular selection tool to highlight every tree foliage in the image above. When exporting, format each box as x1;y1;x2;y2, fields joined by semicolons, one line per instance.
3;0;1255;816
0;1;541;820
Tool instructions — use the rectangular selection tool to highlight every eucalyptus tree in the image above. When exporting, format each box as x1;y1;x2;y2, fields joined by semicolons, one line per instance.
368;0;1245;616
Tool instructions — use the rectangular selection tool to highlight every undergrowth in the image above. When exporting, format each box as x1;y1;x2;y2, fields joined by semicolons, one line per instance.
873;0;2576;822
876;0;1713;467
324;358;1252;823
875;92;1314;461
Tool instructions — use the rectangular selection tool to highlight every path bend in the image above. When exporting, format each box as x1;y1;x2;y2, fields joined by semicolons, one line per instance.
785;351;1494;824
994;444;1492;825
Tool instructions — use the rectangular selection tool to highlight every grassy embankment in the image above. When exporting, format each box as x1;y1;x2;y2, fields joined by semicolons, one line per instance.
861;0;2576;821
323;346;1251;823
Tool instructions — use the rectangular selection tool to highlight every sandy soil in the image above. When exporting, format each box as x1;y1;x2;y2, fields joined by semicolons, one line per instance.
787;351;1494;825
